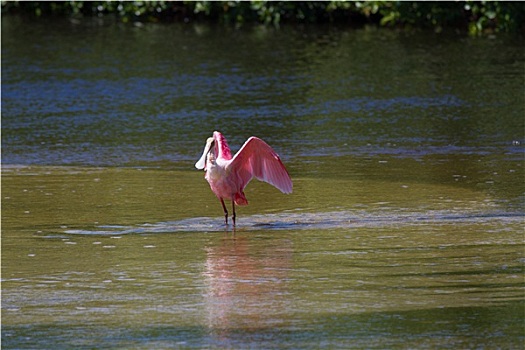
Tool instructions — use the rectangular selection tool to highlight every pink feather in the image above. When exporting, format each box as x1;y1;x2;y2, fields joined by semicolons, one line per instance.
195;131;292;225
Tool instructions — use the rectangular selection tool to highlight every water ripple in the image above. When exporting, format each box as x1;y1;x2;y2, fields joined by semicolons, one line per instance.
63;210;523;236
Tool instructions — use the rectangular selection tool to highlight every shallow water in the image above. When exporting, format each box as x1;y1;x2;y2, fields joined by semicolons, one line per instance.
2;16;524;349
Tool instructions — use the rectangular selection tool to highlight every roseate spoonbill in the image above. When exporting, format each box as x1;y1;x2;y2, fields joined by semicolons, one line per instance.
195;131;292;226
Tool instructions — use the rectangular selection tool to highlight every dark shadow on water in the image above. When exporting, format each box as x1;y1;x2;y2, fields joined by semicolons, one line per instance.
2;301;523;349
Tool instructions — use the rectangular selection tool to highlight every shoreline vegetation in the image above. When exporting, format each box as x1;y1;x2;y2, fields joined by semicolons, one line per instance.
2;1;525;35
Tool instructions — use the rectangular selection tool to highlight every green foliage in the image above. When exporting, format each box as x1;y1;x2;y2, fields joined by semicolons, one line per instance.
464;1;525;35
374;1;525;34
2;1;524;34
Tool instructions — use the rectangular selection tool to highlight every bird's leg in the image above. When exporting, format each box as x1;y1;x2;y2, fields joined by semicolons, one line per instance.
220;198;228;225
232;200;236;226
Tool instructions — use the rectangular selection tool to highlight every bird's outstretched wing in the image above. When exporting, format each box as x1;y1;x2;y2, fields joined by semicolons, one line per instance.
228;137;292;194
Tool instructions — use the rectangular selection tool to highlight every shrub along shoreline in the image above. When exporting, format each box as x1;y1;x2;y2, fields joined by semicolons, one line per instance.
2;1;524;35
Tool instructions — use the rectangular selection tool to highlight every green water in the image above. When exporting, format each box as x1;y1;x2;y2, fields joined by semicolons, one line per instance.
2;15;524;349
3;162;523;348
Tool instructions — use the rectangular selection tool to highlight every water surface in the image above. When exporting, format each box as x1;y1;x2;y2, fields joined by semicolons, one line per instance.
2;16;524;349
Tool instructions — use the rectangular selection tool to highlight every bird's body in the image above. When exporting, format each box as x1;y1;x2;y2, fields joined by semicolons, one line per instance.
195;131;292;225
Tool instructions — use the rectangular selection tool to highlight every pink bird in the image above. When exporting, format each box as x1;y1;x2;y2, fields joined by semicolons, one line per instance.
195;131;293;226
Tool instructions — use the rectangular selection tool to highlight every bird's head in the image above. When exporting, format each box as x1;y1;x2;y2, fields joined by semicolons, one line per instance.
195;131;233;170
195;136;216;170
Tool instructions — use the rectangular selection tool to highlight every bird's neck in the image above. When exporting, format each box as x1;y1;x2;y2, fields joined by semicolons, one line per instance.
215;135;233;160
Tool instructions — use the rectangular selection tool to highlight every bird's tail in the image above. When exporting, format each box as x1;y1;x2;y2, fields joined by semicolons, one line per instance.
234;192;249;206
